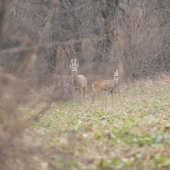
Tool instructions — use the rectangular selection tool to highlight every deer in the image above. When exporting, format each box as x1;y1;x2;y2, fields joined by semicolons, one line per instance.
92;69;118;103
70;58;87;104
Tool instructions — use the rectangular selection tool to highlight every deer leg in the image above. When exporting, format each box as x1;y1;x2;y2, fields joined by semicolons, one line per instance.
111;91;113;101
97;88;101;100
92;88;100;103
73;88;76;103
74;88;78;104
97;92;100;100
79;88;82;104
83;87;87;103
92;91;96;103
107;90;111;103
108;90;113;103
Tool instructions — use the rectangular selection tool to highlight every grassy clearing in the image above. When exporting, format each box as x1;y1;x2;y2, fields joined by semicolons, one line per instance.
27;80;170;170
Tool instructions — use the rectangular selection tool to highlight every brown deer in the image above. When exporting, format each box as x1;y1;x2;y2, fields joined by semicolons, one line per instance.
92;69;118;103
70;58;87;103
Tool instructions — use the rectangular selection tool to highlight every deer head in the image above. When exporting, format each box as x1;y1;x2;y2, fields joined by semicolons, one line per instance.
113;69;118;84
70;58;79;75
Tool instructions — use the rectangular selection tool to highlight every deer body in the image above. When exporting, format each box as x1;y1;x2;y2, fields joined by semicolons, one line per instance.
72;75;86;89
92;70;118;103
70;59;87;103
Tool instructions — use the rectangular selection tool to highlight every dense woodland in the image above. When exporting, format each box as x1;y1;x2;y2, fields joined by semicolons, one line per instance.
0;0;169;100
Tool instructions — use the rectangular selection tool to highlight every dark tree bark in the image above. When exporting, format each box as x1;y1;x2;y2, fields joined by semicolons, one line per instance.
92;0;119;74
0;0;6;49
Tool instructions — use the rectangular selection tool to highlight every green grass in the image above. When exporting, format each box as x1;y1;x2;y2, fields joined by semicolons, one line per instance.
27;82;170;169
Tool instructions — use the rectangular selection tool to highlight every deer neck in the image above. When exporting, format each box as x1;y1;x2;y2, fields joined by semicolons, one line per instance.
114;79;118;85
72;73;79;83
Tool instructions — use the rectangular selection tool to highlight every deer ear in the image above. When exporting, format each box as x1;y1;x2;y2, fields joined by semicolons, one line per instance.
76;63;79;69
71;59;73;64
70;64;72;69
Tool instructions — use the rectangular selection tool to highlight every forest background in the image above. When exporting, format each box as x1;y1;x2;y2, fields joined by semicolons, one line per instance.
0;0;170;101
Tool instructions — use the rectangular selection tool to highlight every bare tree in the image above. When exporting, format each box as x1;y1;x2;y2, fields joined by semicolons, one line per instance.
0;0;170;101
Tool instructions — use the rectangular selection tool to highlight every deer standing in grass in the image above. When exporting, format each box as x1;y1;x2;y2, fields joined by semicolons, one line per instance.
92;69;118;103
70;58;87;104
